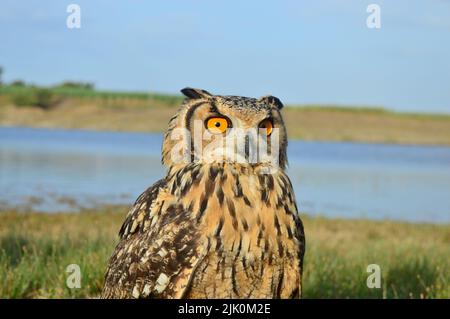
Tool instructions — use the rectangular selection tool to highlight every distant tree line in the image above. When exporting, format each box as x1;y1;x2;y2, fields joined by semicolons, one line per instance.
8;80;95;90
54;81;95;90
0;66;95;89
0;66;96;109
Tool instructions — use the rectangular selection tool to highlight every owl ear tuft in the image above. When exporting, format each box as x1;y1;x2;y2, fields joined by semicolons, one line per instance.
181;87;212;99
258;95;284;110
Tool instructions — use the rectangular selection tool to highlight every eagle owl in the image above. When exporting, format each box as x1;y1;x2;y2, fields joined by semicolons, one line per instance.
102;88;305;299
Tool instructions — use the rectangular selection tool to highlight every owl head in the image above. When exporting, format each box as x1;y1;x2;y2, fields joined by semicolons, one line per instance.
162;88;288;171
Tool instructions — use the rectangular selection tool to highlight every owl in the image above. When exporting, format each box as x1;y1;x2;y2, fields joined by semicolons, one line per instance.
101;88;305;299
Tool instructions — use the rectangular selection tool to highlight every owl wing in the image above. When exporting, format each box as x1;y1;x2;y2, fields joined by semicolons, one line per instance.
101;179;207;299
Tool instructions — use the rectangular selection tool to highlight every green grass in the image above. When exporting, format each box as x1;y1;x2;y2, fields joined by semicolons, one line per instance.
0;207;448;299
0;84;183;107
0;209;118;298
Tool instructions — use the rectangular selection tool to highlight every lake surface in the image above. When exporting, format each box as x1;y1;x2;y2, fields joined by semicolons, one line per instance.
1;127;450;223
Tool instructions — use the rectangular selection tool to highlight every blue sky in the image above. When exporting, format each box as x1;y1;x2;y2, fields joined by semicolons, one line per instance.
1;0;449;113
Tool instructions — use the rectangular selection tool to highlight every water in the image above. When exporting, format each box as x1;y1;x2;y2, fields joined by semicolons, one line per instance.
1;127;449;223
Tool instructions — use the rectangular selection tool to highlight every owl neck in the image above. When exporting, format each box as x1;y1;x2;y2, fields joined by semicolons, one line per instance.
165;162;294;219
167;161;283;178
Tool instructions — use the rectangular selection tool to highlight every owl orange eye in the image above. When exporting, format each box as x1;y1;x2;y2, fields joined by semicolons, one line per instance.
206;117;229;134
259;119;273;136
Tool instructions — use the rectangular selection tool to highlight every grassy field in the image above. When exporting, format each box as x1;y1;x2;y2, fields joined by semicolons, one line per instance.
1;85;450;145
0;207;448;299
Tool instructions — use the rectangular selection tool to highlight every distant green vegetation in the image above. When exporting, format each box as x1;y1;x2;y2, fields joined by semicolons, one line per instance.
0;207;448;298
1;82;449;118
1;82;450;146
290;104;389;114
10;88;58;110
290;104;450;120
0;83;183;108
